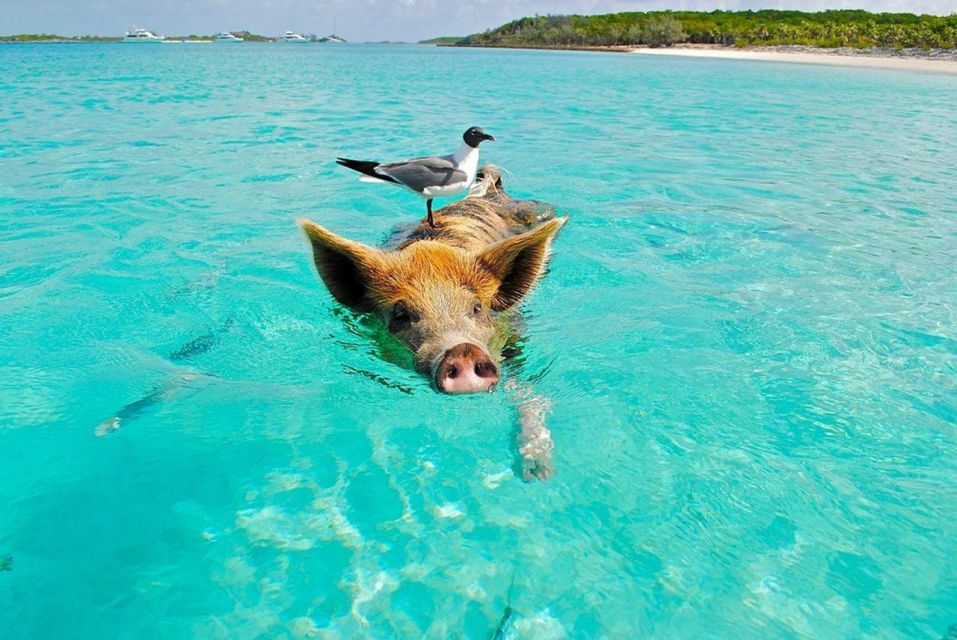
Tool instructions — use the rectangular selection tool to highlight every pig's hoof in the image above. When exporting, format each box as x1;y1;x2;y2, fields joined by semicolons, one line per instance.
522;454;554;482
94;416;121;437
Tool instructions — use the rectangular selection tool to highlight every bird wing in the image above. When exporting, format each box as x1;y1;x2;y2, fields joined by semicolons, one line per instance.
375;155;468;193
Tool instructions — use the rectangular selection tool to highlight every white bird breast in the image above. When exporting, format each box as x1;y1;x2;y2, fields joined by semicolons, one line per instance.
421;181;470;198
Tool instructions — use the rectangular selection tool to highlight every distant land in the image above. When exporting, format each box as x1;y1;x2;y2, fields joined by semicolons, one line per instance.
418;36;465;45
448;10;957;50
0;34;120;43
0;31;344;43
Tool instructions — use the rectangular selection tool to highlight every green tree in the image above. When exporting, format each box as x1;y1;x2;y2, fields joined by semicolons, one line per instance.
641;16;688;47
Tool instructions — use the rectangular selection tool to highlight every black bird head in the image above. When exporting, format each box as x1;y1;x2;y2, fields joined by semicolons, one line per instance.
463;126;495;148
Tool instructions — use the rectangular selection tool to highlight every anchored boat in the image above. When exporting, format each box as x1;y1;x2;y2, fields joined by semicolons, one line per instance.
123;27;163;42
279;31;309;43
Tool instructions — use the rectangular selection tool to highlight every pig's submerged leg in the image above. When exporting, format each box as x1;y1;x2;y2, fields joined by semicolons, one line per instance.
505;380;555;481
517;394;555;481
94;320;232;436
94;373;209;436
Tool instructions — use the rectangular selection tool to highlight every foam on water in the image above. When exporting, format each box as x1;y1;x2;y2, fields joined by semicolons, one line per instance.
1;43;956;638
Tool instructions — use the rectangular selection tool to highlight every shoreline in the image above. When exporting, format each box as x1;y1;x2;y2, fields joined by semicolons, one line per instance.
448;42;957;75
630;44;957;76
438;43;635;54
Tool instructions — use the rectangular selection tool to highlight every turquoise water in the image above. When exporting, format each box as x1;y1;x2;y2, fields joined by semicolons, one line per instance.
1;42;956;638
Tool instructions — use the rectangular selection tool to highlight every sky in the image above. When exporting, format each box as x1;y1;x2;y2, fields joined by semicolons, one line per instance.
2;0;954;42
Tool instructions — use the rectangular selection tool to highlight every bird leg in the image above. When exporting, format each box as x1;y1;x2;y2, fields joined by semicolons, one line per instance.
427;199;435;227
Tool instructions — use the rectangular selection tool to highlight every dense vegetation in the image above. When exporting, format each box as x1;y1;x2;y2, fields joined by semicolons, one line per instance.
167;35;218;41
459;10;957;49
232;31;273;42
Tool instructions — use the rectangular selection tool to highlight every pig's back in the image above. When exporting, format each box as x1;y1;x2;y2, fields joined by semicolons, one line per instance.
387;168;558;252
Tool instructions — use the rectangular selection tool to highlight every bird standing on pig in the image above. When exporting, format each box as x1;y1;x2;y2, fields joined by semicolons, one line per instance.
299;167;566;479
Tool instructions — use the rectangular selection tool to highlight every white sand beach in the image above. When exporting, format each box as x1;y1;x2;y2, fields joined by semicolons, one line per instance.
631;45;957;76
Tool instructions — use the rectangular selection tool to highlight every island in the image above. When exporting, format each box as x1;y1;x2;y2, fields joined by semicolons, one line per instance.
448;10;957;52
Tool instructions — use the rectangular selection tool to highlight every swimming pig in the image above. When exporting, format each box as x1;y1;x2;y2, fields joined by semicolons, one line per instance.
298;167;566;395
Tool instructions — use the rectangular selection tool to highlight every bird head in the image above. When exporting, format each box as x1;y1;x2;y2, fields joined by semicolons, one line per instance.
463;126;495;148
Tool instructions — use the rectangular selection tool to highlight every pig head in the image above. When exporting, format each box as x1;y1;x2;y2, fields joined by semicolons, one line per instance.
298;216;566;393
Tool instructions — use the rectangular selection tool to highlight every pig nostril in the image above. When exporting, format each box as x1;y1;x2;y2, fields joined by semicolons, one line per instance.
474;361;498;379
447;364;458;379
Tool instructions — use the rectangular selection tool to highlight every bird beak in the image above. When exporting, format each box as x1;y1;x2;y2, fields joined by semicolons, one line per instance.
483;133;496;142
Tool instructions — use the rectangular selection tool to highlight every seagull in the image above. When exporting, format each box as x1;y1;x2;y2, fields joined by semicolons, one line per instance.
336;126;495;227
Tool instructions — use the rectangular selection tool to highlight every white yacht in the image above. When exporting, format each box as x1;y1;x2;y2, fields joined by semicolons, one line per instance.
123;27;163;42
214;32;243;43
279;31;309;43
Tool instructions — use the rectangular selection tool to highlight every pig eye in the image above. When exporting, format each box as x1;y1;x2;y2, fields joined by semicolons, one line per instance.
471;301;483;317
390;301;412;331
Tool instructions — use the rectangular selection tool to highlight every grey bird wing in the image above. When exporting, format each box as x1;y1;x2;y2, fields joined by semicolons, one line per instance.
375;155;467;193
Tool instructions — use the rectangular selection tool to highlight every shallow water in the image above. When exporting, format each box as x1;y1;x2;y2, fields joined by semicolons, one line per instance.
1;43;956;639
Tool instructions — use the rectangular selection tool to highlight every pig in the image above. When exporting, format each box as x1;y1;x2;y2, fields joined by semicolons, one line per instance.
299;166;567;479
298;167;566;393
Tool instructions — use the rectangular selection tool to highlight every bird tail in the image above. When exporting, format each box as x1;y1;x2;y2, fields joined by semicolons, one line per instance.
336;158;397;184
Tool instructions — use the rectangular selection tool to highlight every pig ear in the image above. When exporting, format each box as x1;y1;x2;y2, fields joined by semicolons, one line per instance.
478;217;567;312
298;218;383;312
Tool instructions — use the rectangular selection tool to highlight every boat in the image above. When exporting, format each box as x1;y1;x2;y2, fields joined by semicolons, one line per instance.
318;34;346;43
214;32;244;43
279;31;309;43
123;27;163;42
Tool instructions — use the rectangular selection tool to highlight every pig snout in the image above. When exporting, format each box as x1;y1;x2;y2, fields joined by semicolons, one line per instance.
434;343;499;394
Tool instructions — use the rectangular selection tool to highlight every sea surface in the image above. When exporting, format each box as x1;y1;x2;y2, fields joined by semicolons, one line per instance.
1;43;956;639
